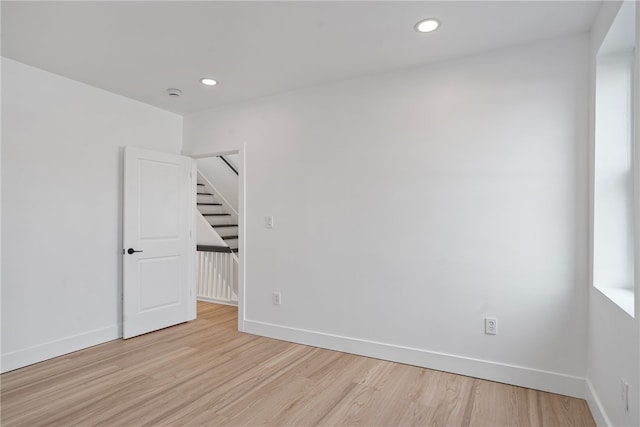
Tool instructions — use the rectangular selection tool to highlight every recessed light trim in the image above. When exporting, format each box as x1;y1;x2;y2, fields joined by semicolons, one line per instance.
415;18;440;33
200;78;218;86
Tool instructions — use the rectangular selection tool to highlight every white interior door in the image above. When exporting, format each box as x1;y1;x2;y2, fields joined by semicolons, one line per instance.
123;147;194;339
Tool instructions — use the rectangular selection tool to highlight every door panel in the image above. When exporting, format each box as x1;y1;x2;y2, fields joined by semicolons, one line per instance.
123;147;194;339
139;256;180;311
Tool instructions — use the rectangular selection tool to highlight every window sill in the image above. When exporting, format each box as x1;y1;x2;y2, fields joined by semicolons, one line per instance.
594;286;635;317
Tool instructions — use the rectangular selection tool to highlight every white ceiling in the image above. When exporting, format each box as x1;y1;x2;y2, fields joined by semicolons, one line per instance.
2;1;602;115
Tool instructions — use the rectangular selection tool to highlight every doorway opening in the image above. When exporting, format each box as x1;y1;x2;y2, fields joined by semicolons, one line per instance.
190;149;245;331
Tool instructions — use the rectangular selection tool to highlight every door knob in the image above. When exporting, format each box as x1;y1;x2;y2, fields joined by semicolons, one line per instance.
127;248;143;255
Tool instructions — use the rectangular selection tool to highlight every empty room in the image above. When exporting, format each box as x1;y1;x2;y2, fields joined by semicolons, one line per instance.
1;1;639;426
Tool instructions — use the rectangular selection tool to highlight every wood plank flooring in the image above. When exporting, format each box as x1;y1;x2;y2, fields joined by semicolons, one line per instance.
1;302;595;426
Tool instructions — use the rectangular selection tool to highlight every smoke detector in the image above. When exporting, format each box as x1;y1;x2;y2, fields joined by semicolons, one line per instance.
167;88;182;97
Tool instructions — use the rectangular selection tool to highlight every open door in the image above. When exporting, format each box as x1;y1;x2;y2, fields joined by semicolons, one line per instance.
123;147;194;339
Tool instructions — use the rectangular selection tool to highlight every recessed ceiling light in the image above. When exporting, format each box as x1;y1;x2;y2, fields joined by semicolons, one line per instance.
200;78;218;86
415;18;440;33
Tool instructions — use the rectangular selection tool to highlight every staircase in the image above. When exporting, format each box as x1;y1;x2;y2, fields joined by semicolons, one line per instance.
196;182;238;253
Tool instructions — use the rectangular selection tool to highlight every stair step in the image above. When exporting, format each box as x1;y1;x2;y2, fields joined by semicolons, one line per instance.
203;213;230;217
197;192;213;196
212;224;238;228
222;235;239;240
197;203;222;206
232;248;239;253
197;183;205;186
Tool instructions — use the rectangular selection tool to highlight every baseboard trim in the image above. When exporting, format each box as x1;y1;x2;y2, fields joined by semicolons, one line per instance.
0;317;588;401
197;296;238;307
1;325;121;373
586;379;612;427
244;319;586;399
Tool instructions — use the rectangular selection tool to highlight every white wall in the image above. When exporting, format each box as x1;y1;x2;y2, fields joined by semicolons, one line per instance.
184;35;590;397
587;2;640;426
1;58;183;372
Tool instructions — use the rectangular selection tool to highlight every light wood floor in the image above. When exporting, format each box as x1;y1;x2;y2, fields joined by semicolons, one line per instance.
1;302;595;426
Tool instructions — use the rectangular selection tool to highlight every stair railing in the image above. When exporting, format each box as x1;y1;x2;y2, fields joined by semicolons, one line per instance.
219;155;239;176
196;246;238;306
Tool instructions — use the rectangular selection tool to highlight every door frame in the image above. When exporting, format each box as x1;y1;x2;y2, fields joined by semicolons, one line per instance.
190;146;246;331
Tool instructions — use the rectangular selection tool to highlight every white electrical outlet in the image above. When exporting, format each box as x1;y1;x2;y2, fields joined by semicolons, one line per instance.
273;292;281;305
485;317;497;335
621;379;629;412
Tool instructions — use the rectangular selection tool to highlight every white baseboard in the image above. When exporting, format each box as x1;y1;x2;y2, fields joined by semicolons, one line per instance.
586;379;612;427
1;325;121;373
197;296;238;307
244;319;587;399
